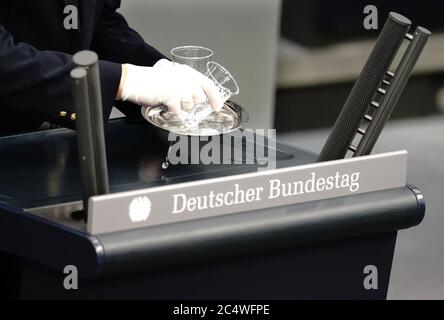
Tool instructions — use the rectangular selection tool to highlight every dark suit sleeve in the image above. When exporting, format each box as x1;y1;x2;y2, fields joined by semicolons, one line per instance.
0;23;122;129
92;0;167;121
93;0;166;66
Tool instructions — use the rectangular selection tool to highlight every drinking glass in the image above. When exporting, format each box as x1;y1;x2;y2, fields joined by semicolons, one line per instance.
190;61;240;124
171;45;213;75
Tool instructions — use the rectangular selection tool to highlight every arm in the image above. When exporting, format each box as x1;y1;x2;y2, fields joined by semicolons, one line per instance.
92;0;167;120
92;0;166;67
0;23;122;129
95;2;223;117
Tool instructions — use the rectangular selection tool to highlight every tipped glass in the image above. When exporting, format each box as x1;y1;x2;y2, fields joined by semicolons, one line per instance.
178;61;240;127
206;61;240;101
189;61;240;125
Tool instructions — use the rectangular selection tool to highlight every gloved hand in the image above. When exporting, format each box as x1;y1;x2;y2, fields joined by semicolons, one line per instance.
119;59;224;113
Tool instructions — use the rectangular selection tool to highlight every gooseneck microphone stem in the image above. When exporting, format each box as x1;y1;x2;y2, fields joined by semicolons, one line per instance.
70;51;110;220
71;67;99;213
73;51;110;195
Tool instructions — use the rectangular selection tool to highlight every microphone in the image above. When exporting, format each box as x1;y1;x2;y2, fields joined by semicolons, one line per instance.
73;51;109;195
318;12;411;162
70;51;110;221
71;67;98;216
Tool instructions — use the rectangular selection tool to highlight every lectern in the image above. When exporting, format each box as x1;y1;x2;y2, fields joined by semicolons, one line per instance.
0;119;424;299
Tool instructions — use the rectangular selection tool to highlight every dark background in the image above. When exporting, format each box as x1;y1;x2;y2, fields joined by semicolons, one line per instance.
277;0;444;131
277;0;444;299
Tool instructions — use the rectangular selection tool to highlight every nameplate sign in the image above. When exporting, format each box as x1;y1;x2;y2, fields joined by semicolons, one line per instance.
88;150;407;235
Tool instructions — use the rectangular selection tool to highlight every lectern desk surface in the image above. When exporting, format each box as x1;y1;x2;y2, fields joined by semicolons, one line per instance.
0;119;425;299
0;119;309;209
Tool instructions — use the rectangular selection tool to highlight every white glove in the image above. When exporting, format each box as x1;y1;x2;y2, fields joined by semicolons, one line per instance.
120;59;224;113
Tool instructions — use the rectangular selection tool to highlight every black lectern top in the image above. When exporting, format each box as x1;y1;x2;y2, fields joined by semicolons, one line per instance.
0;120;424;279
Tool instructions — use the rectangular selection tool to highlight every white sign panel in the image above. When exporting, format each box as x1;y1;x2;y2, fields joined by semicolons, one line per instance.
88;151;408;235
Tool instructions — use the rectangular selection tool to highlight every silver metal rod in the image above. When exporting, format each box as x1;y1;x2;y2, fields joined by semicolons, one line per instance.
377;88;386;95
371;101;380;108
357;128;366;135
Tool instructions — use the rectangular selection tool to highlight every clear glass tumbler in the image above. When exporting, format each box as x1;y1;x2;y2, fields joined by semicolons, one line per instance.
206;61;240;102
190;61;240;124
171;45;213;75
